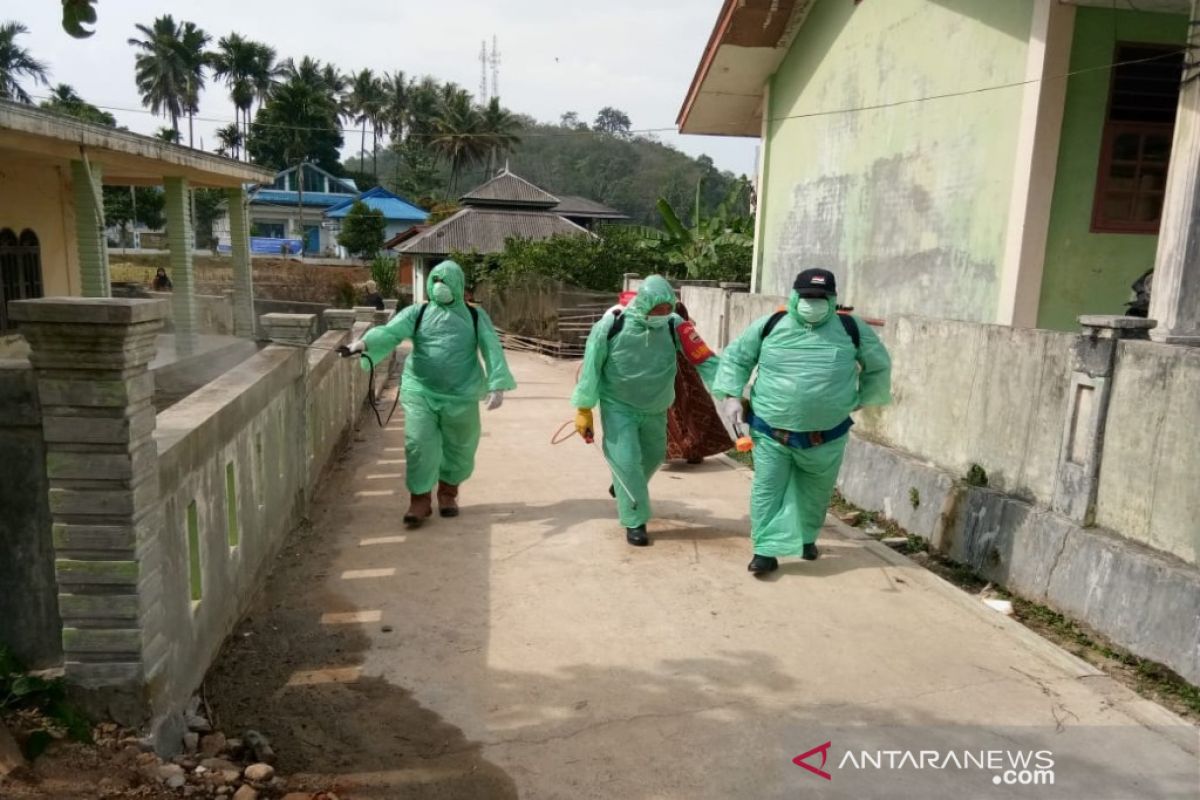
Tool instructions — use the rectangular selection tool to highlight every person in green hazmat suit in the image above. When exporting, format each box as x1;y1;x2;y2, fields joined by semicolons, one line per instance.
571;275;720;547
343;261;516;525
714;269;891;575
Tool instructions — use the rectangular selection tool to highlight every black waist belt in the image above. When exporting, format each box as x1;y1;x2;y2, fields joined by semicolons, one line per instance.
747;412;853;450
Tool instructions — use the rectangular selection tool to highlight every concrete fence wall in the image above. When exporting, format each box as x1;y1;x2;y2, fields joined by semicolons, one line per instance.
1097;340;1200;565
9;296;387;748
0;360;60;668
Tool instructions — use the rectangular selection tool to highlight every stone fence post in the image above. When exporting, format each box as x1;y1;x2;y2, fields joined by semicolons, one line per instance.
10;297;167;723
322;309;356;331
1053;315;1156;524
260;313;317;346
353;306;376;324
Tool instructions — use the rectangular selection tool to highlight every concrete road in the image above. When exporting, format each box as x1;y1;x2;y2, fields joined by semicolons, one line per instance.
208;351;1198;800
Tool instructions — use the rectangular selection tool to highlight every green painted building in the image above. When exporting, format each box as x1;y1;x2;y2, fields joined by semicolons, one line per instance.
679;0;1189;331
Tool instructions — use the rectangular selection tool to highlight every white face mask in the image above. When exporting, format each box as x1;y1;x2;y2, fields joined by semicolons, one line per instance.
431;282;453;305
796;297;829;324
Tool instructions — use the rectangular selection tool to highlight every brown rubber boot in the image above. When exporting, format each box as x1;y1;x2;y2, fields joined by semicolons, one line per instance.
403;493;433;526
437;481;460;518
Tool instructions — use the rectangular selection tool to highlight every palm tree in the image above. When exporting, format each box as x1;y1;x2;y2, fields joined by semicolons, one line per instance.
0;21;50;104
382;70;409;144
40;83;116;125
215;123;242;158
177;21;209;147
347;68;381;173
431;87;488;192
249;42;279;118
480;97;521;175
128;16;189;140
155;126;182;144
209;33;257;150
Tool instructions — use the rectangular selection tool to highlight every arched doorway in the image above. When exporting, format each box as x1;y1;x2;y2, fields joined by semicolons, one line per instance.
0;228;43;332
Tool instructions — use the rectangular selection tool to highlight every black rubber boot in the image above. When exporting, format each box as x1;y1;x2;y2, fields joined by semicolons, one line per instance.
608;484;616;498
802;543;820;561
748;554;779;574
625;525;649;547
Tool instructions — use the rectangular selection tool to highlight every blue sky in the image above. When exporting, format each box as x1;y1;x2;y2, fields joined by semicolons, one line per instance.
14;0;758;176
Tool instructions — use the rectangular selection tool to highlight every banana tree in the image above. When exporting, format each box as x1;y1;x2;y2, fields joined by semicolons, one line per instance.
642;178;753;281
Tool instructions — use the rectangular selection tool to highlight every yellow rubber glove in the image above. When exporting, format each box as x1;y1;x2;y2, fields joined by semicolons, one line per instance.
575;408;594;441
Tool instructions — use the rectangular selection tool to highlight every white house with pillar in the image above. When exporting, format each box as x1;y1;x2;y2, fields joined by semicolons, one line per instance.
0;100;273;355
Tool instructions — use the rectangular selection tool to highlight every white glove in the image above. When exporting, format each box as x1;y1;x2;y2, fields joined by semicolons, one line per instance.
347;340;365;354
722;396;744;426
484;391;504;411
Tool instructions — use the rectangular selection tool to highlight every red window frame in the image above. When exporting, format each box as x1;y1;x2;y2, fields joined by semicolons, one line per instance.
1090;42;1182;235
1090;122;1173;234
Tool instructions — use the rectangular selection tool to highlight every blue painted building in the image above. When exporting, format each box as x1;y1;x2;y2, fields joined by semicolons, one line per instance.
215;165;428;258
324;186;429;259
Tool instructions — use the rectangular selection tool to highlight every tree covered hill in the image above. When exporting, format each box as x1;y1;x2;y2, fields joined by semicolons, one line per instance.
354;114;749;227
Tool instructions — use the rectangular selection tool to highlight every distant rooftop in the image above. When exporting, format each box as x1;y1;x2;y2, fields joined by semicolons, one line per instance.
552;195;629;220
325;186;429;222
460;169;560;208
394;208;590;257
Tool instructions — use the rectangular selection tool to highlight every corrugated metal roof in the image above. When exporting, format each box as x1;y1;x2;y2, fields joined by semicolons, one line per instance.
324;186;429;221
249;189;354;208
395;208;591;256
552;195;629;219
460;169;560;207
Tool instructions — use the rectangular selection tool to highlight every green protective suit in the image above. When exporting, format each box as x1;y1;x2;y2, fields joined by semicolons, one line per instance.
361;261;516;494
571;276;719;528
714;292;891;556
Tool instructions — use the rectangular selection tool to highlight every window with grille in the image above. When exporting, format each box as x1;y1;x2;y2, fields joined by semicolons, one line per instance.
1091;44;1184;234
0;228;43;331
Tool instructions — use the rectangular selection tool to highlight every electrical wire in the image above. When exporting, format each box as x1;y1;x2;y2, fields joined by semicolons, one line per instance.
25;46;1188;143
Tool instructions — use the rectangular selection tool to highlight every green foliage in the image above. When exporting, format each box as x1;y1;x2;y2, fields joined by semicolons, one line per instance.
367;108;746;226
127;15;209;143
40;84;117;125
193;188;226;250
965;464;989;487
370;254;397;297
0;22;49;104
103;186;166;243
61;0;99;38
487;226;664;293
337;200;386;259
909;487;921;509
247;61;344;174
1;645;93;756
643;179;753;282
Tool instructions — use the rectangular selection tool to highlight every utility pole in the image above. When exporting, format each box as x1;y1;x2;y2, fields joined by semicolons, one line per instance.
479;40;489;104
490;35;501;100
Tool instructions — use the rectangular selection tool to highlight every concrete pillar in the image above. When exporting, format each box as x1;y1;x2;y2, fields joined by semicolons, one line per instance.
1149;0;1200;345
373;310;391;327
995;0;1074;327
226;187;255;339
352;306;376;323
70;160;110;298
9;297;167;724
322;309;356;331
260;313;316;346
1053;315;1157;524
164;178;198;357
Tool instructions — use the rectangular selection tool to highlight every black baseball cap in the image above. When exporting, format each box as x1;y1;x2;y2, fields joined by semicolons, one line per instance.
794;268;837;298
